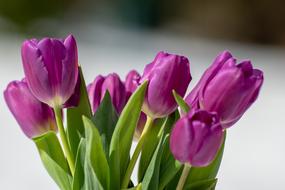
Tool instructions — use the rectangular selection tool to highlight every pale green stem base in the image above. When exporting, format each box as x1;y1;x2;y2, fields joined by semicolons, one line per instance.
121;116;154;189
54;107;75;176
176;164;191;190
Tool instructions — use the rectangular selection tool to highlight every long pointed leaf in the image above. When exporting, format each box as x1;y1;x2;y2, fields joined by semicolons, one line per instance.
142;134;167;190
34;132;72;190
72;139;86;190
83;116;110;190
92;91;118;158
138;118;165;181
67;66;92;160
109;81;148;189
172;90;190;113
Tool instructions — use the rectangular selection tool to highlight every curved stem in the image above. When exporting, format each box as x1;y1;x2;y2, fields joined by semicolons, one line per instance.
176;164;191;190
121;116;154;189
54;107;75;176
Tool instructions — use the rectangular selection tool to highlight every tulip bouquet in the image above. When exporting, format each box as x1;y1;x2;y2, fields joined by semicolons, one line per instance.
4;35;263;190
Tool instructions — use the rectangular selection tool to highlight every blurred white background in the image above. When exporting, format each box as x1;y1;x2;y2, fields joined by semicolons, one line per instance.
0;21;285;189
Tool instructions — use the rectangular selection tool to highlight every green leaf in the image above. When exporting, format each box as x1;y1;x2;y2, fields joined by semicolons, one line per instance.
158;111;181;190
186;132;226;183
72;139;86;190
158;139;182;190
162;110;180;136
138;118;165;181
33;132;72;190
84;154;103;190
66;66;93;160
164;167;183;190
83;116;110;190
109;81;148;189
185;178;217;190
142;134;167;190
92;91;118;158
172;90;190;113
41;152;73;190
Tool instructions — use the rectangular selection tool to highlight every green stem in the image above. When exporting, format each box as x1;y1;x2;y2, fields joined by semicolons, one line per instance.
54;107;75;176
176;164;191;190
121;116;154;189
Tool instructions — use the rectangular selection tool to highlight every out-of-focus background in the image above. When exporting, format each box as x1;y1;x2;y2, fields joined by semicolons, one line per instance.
0;0;284;189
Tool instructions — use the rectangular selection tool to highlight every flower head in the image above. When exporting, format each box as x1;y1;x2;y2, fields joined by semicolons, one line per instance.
140;51;191;118
21;35;78;108
185;51;264;127
4;80;57;138
88;73;126;114
170;110;224;167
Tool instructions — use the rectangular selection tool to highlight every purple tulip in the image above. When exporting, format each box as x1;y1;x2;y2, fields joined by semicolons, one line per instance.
4;80;57;138
170;110;224;167
125;70;147;139
125;70;141;100
88;73;126;114
63;72;81;108
21;35;78;108
185;51;264;128
140;51;191;118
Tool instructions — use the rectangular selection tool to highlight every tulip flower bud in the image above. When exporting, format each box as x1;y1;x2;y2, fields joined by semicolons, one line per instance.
185;51;264;128
21;35;78;108
140;51;191;118
88;73;126;114
170;110;223;167
125;70;147;139
4;80;57;138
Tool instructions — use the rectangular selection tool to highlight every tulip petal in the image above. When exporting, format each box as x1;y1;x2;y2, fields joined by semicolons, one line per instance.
88;75;104;113
61;35;79;102
4;80;56;138
142;52;191;118
21;40;53;104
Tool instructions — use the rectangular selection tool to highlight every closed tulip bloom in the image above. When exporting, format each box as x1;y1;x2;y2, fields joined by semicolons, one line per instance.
4;80;57;139
125;70;147;139
21;35;78;108
185;51;264;127
170;110;224;167
88;73;126;114
140;51;191;118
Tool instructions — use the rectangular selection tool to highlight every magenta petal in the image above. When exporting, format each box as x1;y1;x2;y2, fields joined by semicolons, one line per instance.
170;110;223;166
4;80;57;138
185;50;264;128
101;73;126;114
191;125;224;167
125;70;141;100
141;51;191;118
185;51;233;109
21;40;53;105
88;73;126;114
170;117;192;163
60;35;79;102
21;34;79;107
63;71;81;108
88;75;105;113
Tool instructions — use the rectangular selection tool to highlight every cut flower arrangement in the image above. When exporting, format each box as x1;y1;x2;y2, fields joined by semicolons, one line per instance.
4;35;264;190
